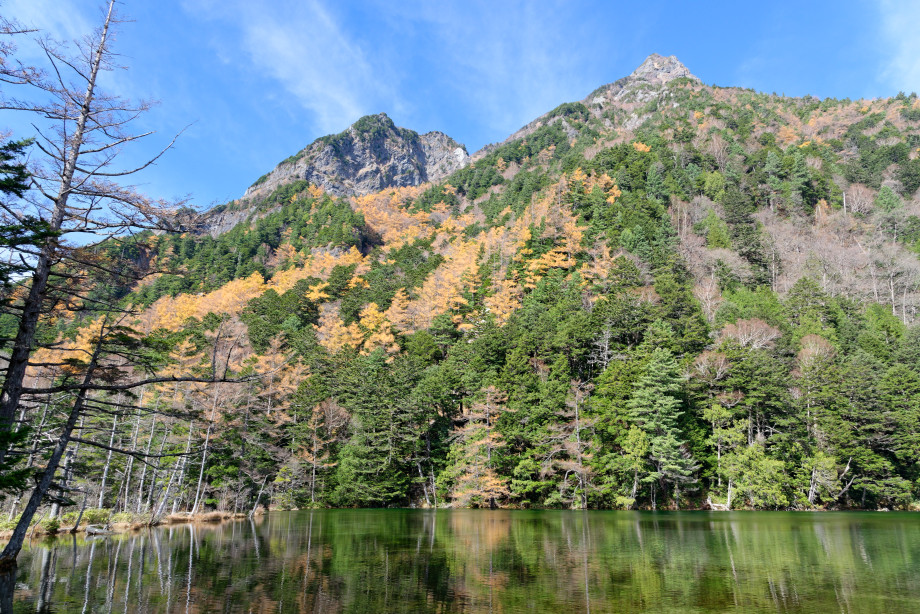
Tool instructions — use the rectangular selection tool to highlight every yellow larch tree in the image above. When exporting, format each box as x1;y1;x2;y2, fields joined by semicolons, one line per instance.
357;302;399;355
254;335;306;419
483;279;523;326
305;281;331;302
307;184;325;199
384;288;414;333
352;185;432;246
406;238;480;331
445;386;512;508
632;141;651;153
579;242;618;288
148;272;267;331
315;305;362;353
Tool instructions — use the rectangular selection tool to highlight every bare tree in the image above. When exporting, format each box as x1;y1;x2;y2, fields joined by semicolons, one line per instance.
719;318;782;350
0;1;181;470
0;1;221;569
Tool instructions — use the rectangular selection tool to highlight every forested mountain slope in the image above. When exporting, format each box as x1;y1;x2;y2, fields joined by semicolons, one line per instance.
10;53;920;516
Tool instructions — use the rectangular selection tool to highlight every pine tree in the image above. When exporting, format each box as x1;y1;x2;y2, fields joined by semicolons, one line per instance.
626;348;697;508
333;352;427;506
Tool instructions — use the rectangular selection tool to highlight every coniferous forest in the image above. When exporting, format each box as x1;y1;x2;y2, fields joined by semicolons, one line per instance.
2;1;920;570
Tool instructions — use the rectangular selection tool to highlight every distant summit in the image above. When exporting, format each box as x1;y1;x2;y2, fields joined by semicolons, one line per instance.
244;112;470;200
628;53;698;85
585;53;700;107
241;55;697;200
476;54;700;159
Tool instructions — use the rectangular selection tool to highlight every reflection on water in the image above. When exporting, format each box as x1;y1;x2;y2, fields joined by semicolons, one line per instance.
5;510;920;613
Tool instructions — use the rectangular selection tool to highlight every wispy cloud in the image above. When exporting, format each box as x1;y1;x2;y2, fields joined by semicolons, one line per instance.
3;0;93;46
877;0;920;95
181;0;403;133
377;0;604;139
181;0;608;145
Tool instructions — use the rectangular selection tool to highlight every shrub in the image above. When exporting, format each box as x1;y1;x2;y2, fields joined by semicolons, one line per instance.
110;512;135;524
62;508;110;526
43;518;59;534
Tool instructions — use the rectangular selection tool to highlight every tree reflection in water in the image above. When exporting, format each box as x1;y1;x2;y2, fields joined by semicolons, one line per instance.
4;510;920;613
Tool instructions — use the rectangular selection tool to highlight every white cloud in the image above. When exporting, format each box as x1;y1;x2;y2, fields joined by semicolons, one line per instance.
877;0;920;94
3;0;93;46
181;0;403;133
181;0;601;144
376;0;597;139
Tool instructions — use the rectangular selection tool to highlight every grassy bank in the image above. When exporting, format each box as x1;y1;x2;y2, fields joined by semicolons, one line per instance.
0;509;251;539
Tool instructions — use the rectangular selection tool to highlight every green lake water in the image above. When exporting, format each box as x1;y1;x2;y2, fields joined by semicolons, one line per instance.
5;510;920;613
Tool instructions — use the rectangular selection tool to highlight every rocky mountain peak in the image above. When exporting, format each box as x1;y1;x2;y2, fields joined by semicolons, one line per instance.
242;113;470;200
584;53;700;108
628;53;698;85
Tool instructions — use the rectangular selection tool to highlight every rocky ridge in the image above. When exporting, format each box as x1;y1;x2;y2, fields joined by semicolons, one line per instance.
474;53;699;161
243;113;470;200
200;54;697;236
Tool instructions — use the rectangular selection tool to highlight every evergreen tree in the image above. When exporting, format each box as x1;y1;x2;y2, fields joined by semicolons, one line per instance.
627;348;697;508
333;352;426;506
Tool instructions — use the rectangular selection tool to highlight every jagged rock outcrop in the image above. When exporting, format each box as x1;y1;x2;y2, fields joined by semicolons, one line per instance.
244;113;469;200
585;53;699;106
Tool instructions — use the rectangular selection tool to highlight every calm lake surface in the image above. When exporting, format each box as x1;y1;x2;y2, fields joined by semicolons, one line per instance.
5;510;920;613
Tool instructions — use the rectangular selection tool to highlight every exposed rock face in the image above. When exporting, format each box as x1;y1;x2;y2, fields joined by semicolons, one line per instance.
197;206;251;238
244;113;470;200
586;53;699;106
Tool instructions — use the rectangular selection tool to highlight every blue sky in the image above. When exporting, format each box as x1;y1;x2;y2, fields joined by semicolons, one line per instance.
2;0;919;210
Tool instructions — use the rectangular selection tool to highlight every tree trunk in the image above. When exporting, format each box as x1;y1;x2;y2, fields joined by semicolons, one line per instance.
170;426;193;515
807;467;818;505
8;399;52;520
146;426;170;511
151;458;182;523
0;337;101;569
249;476;268;518
49;448;76;520
309;431;318;504
135;415;158;514
191;391;219;515
630;469;638;510
97;413;119;508
120;407;143;513
71;491;89;533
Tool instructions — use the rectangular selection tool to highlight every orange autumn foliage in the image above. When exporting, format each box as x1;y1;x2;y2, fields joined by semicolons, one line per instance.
632;141;651;153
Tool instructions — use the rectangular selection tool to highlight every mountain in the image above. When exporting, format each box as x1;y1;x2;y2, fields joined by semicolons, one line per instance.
244;112;470;200
27;53;920;516
477;53;699;160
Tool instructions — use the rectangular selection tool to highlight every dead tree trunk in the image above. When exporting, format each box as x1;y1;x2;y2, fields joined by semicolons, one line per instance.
0;337;101;570
0;1;116;467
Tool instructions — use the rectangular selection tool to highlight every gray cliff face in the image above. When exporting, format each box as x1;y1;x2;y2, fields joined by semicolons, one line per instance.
243;113;470;200
586;53;699;106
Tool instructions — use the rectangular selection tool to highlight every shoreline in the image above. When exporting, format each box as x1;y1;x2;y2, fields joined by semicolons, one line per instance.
0;510;255;540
